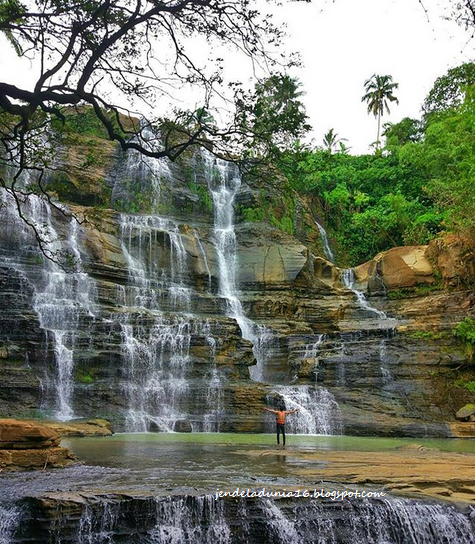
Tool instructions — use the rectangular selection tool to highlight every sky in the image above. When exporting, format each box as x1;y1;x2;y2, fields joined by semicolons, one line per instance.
267;0;474;153
1;0;473;154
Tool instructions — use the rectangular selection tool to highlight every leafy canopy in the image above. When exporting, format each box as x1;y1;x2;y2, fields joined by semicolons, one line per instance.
0;0;307;260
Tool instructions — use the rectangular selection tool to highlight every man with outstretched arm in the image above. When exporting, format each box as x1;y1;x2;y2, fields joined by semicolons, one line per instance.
263;405;299;448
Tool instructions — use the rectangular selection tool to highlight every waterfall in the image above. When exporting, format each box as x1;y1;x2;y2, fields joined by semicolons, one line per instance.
379;339;393;383
0;189;96;420
271;385;342;435
14;493;474;543
0;505;22;544
116;214;201;431
203;151;272;381
303;334;325;358
202;152;342;434
111;126;173;212
32;214;96;421
315;220;335;263
193;228;212;289
261;499;300;543
277;334;342;435
149;496;231;544
341;268;388;319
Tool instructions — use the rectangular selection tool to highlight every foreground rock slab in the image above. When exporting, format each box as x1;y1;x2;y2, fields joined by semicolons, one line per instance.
238;445;475;505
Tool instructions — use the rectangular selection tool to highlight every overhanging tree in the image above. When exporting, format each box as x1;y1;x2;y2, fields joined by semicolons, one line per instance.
0;0;307;259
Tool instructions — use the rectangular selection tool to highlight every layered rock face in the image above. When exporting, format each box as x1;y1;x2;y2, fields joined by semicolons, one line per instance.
0;419;75;471
0;145;473;436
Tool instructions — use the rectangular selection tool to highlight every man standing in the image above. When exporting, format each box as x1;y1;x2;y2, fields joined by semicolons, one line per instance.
263;405;299;448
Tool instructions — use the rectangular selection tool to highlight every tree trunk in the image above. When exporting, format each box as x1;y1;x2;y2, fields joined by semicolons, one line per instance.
376;111;381;151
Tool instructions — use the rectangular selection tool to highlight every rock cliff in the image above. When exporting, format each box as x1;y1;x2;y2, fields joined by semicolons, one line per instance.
0;138;474;437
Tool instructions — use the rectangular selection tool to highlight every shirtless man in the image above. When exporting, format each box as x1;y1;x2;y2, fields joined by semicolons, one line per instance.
263;405;299;447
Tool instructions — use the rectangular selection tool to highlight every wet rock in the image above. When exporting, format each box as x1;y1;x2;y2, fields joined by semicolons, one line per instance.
354;245;435;292
12;489;475;543
449;422;475;437
2;145;475;438
0;446;76;471
173;420;192;432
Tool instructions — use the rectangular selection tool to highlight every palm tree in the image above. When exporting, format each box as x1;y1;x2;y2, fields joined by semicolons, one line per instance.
322;128;348;155
362;74;399;151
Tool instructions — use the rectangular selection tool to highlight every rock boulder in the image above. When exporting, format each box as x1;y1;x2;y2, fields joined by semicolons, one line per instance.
0;419;60;449
354;245;435;292
0;419;75;471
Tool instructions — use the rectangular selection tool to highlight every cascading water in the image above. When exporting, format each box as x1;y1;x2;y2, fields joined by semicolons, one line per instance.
111;126;173;212
116;214;217;431
271;385;342;435
7;493;474;543
315;220;335;263
341;269;397;386
304;334;326;359
149;496;232;544
274;335;342;435
202;152;342;434
0;505;22;544
341;268;388;319
193;228;212;289
379;339;393;383
202;151;272;381
0;188;96;420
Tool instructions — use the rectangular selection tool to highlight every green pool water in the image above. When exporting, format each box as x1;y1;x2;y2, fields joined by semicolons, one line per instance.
63;431;475;453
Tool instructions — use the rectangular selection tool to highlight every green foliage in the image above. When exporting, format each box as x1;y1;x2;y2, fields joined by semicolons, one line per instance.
74;368;96;384
49;106;132;151
52;107;110;139
188;180;213;212
0;0;25;54
388;283;442;300
239;205;265;222
454;379;475;394
279;146;435;264
322;128;348;155
421;99;475;236
269;212;294;235
453;318;475;363
236;182;296;235
238;74;311;157
413;283;442;296
423;62;475;117
387;289;411;300
113;179;152;214
276;62;475;265
383;117;423;148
